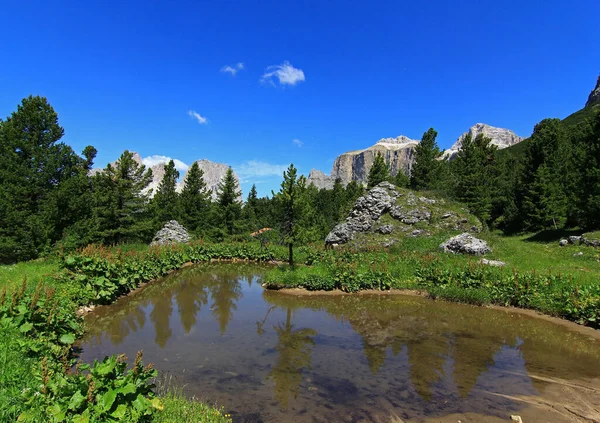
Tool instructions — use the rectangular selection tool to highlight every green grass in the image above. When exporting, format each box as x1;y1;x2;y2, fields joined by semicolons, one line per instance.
480;231;599;282
157;392;231;423
264;229;600;327
0;326;42;423
0;258;59;290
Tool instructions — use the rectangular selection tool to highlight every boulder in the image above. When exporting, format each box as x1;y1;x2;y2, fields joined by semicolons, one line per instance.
325;222;353;245
377;225;394;234
151;220;191;246
479;258;506;267
440;233;491;255
568;236;582;245
581;235;600;247
325;182;399;246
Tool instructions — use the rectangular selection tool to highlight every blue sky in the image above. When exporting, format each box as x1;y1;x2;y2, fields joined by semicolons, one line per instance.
1;0;599;197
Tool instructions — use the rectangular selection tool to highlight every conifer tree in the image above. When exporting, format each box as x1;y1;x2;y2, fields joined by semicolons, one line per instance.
275;164;311;266
152;160;180;227
394;169;410;188
452;133;497;225
576;110;600;228
0;96;88;262
90;151;153;244
216;167;242;235
367;152;390;188
519;118;569;230
410;128;442;190
179;161;210;233
243;184;260;231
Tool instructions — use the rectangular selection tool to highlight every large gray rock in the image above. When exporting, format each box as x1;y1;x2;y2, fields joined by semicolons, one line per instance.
442;123;524;160
440;233;491;255
151;220;191;246
586;75;600;108
325;182;399;246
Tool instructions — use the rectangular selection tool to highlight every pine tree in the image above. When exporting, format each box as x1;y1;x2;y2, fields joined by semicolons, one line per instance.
216;167;242;235
0;96;89;262
394;169;410;188
179;161;210;233
410;128;442;190
367;152;390;188
451;133;497;225
275;164;311;266
90;151;153;244
243;184;260;231
152;160;180;226
576;110;600;228
519;118;569;230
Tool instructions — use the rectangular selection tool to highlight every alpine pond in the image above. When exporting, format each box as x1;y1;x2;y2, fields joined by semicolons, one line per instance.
78;264;600;423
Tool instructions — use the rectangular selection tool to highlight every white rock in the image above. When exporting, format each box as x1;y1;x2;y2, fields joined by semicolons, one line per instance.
440;233;491;255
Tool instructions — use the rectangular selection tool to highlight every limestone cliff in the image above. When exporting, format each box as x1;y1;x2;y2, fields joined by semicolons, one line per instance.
586;75;600;108
307;135;418;189
442;123;524;160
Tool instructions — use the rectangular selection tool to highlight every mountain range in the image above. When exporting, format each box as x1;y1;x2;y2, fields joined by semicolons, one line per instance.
92;74;600;197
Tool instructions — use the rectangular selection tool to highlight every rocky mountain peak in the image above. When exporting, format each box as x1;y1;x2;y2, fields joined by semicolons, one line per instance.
586;75;600;108
375;135;419;147
442;123;523;159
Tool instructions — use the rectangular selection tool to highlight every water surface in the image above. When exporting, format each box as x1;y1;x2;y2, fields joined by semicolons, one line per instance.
79;264;600;422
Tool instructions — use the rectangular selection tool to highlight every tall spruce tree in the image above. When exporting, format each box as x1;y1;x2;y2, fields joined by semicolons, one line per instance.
518;118;569;230
179;161;210;233
394;169;410;188
275;164;311;266
451;133;497;225
0;96;90;262
90;151;153;244
577;110;600;228
152;160;180;226
410;128;442;190
216;167;242;235
243;184;260;231
367;153;390;188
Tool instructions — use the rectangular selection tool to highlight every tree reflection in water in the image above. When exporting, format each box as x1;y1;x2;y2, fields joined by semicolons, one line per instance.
267;308;316;408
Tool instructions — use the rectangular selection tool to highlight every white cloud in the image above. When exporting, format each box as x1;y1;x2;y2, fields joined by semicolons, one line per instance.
234;160;289;182
261;61;305;86
188;110;207;125
142;155;189;173
221;62;244;76
292;138;303;148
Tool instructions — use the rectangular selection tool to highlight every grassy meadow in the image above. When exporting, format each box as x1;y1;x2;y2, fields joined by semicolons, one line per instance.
0;232;598;422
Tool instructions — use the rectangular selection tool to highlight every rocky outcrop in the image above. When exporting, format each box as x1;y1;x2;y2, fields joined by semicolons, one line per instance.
442;124;524;160
325;182;399;245
586;75;600;108
151;220;190;246
307;136;418;189
325;182;481;247
440;233;490;255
